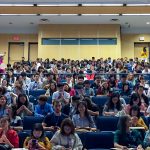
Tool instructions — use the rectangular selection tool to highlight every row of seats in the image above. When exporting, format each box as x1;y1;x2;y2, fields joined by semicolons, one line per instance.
23;116;150;131
18;130;114;149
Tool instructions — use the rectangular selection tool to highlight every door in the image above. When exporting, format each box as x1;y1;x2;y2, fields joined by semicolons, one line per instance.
8;42;24;64
134;43;149;61
28;43;38;61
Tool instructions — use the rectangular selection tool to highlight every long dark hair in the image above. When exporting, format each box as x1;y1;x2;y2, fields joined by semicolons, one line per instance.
130;93;141;106
129;105;140;119
76;101;93;124
106;92;122;111
17;94;29;109
117;115;130;135
0;95;7;108
60;118;75;135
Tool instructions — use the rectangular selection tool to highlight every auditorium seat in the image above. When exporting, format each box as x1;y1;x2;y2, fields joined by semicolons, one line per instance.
84;132;114;149
29;90;46;98
96;116;119;131
23;116;44;130
18;131;30;148
92;96;109;107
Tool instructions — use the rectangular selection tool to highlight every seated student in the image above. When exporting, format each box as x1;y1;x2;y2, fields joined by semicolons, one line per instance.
120;83;131;97
103;92;125;116
83;80;94;97
0;95;9;118
9;105;23;131
72;101;96;132
24;123;51;150
64;83;75;97
52;83;70;106
0;117;19;149
130;105;148;131
97;81;110;96
114;115;143;150
34;95;53;117
83;97;99;116
125;93;147;115
16;93;33;118
62;95;80;118
143;125;150;148
42;101;68;132
51;118;83;150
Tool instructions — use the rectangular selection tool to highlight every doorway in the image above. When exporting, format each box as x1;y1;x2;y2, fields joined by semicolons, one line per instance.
134;42;150;62
8;42;24;64
28;42;38;62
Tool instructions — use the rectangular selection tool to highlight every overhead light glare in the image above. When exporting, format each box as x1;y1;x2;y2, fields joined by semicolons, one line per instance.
127;4;150;6
122;14;150;16
37;4;78;6
0;4;33;6
82;4;123;6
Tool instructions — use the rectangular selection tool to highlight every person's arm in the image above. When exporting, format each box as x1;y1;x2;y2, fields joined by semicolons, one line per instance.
23;105;33;116
16;106;23;115
102;105;116;116
88;109;99;116
73;134;83;150
42;122;54;131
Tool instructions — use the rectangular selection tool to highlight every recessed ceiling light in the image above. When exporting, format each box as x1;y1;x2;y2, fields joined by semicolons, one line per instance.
146;22;150;24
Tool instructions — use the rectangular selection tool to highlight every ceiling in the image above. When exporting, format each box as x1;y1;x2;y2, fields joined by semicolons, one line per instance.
0;0;150;34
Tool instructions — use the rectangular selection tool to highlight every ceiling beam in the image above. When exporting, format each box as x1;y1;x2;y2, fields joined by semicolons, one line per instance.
0;6;150;14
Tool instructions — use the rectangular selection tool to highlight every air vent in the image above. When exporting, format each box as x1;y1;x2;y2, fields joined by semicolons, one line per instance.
40;18;49;22
110;19;119;22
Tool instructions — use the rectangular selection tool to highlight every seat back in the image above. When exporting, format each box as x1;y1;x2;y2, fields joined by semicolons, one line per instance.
96;116;119;131
84;132;114;149
23;116;44;130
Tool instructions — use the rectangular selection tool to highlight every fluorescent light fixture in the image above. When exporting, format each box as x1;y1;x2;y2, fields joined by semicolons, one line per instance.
82;4;123;6
82;14;100;16
37;4;78;6
59;14;78;16
122;14;150;16
0;14;37;16
40;14;59;16
82;14;119;16
0;4;33;6
127;4;150;6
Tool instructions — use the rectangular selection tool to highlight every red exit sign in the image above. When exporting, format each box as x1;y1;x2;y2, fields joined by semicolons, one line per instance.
13;35;20;41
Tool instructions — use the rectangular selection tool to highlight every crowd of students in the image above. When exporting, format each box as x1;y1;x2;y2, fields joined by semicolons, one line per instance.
0;57;150;149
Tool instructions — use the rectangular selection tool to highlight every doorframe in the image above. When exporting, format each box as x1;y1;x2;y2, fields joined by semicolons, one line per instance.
8;42;25;64
28;42;38;61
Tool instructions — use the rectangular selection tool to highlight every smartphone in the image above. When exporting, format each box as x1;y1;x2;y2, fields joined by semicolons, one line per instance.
32;139;37;148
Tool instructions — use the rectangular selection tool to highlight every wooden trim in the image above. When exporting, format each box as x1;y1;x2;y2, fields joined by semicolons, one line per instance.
0;6;150;14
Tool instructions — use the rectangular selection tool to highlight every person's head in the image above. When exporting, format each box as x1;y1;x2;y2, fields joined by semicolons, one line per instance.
34;72;40;82
21;72;27;80
17;94;28;106
47;73;54;80
117;115;132;133
84;80;90;88
77;75;84;84
14;80;23;89
95;75;101;84
121;74;127;83
137;85;144;95
60;118;75;136
129;105;140;118
57;83;64;92
38;95;47;105
0;117;10;130
101;81;109;89
82;97;93;108
130;93;141;106
77;101;88;116
53;101;62;113
0;95;7;107
71;96;80;107
32;123;44;139
2;79;8;87
50;82;57;91
64;83;70;92
143;47;147;52
110;92;120;105
122;83;129;92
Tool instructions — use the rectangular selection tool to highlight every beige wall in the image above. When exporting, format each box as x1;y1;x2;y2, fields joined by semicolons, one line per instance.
121;34;150;59
0;34;38;64
38;24;121;60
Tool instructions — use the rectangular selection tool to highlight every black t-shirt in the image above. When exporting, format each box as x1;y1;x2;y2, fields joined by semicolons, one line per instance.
43;112;68;127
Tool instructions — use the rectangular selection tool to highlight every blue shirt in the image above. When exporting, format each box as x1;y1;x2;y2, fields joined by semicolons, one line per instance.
35;102;53;117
